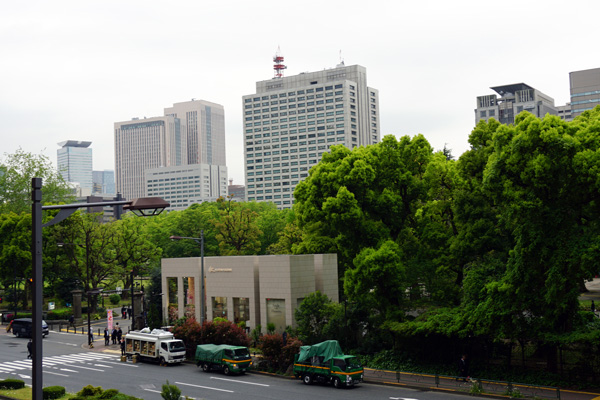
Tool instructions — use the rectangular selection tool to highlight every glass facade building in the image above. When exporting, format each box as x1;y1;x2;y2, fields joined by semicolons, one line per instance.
57;140;93;196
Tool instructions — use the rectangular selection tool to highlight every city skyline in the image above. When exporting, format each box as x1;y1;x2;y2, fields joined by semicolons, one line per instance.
2;1;599;186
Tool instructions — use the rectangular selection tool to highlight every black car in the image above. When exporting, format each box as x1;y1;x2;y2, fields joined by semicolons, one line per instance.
11;318;49;338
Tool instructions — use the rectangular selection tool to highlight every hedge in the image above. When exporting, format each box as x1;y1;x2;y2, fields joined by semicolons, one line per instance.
43;385;65;399
0;378;25;389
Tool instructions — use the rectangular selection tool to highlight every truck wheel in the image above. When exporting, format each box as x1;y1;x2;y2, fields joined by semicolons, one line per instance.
202;363;210;372
303;374;312;385
159;357;165;366
333;377;342;388
224;366;231;375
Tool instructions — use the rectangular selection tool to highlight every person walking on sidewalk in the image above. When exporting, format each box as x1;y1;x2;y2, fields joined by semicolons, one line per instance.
457;354;469;382
89;327;94;344
111;327;117;344
120;338;126;356
27;339;32;359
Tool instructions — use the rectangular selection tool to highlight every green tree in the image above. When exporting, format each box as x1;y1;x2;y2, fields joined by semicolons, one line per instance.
213;197;262;255
295;291;335;344
0;149;72;214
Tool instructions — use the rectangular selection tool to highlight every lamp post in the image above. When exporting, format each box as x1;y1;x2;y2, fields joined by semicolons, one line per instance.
169;231;205;324
31;178;168;400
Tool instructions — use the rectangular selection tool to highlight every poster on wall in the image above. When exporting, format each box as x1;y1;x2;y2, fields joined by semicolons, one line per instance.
266;299;286;332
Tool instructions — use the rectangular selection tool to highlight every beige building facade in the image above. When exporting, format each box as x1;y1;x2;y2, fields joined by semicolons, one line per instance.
161;254;338;332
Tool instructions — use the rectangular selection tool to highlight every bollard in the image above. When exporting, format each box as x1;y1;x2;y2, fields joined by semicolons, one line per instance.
557;388;561;400
435;374;439;387
396;371;400;383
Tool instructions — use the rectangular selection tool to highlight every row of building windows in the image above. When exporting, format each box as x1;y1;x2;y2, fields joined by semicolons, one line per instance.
571;90;600;98
245;85;345;103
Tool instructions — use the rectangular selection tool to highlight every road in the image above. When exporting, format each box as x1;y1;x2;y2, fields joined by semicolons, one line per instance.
1;328;599;400
0;328;476;400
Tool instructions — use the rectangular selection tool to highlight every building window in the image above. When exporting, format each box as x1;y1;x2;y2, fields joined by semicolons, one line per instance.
212;297;228;320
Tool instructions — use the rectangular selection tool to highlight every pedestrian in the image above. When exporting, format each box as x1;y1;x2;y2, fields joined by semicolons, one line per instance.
69;314;75;328
111;328;117;344
104;328;109;345
120;338;126;356
457;354;469;382
6;320;12;333
27;339;32;359
282;331;287;346
117;327;122;343
89;327;94;343
127;306;132;320
592;300;596;312
121;306;126;319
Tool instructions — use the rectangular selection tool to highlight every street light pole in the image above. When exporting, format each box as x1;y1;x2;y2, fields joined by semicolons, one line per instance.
130;269;135;331
169;231;205;324
31;178;169;400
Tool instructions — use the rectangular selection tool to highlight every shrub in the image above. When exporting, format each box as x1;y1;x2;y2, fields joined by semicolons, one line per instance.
45;308;72;320
0;378;25;389
43;385;66;399
251;324;262;346
161;380;181;400
259;333;302;372
99;388;120;398
266;322;276;334
78;384;103;397
109;294;121;306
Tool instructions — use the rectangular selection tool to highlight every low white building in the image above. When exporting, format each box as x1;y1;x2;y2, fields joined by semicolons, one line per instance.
161;254;338;332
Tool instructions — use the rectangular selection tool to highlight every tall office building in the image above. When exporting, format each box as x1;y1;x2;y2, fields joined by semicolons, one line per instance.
92;170;115;195
57;140;93;196
242;63;380;209
164;100;226;166
114;116;187;201
475;83;557;125
569;67;600;119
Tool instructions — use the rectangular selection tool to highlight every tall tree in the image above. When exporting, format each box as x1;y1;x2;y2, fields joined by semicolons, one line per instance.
0;149;72;214
212;197;262;255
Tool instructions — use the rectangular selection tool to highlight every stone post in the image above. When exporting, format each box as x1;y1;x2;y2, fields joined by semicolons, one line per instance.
71;290;83;325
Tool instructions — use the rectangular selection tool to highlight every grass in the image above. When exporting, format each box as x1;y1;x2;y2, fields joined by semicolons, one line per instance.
0;387;75;399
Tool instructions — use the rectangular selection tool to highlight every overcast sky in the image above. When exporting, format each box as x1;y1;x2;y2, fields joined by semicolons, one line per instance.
2;0;599;185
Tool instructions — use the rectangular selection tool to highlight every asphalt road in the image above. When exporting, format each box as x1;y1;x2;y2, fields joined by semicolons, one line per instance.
0;328;480;400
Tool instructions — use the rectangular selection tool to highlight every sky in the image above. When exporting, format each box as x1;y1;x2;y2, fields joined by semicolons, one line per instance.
2;0;600;186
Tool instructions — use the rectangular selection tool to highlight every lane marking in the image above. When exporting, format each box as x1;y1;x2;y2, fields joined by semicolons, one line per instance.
65;365;104;372
18;374;31;379
175;381;234;393
44;371;69;377
93;364;113;368
60;368;78;373
210;377;270;387
96;360;139;367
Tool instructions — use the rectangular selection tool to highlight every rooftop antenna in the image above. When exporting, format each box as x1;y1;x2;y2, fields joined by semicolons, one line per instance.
273;46;286;78
337;50;345;67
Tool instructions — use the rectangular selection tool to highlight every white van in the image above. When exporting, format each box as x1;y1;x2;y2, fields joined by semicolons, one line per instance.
124;328;186;365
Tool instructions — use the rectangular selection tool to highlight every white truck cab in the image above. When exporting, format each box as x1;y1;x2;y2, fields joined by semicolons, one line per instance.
124;328;186;365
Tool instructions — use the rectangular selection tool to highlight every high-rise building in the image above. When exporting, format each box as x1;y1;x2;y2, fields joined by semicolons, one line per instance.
164;100;226;166
114;116;187;201
475;83;558;125
242;63;380;209
569;67;600;119
145;164;228;211
92;170;115;195
57;140;93;196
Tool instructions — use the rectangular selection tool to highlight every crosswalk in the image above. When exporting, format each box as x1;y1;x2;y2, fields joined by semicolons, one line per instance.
0;352;137;379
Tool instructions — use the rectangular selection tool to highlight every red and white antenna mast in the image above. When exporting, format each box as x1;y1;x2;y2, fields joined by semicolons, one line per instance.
273;46;286;78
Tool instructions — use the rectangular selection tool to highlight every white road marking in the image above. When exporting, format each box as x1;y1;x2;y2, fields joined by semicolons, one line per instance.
43;340;77;346
93;363;113;368
18;374;31;379
176;381;234;393
96;360;139;367
60;368;78;373
64;364;103;372
44;371;69;377
210;377;270;386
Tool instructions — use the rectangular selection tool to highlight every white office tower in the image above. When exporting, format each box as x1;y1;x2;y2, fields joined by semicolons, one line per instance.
57;140;93;197
242;60;380;209
114;116;187;201
145;164;228;211
164;100;226;166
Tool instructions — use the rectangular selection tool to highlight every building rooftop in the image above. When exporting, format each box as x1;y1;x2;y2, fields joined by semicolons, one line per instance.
490;83;534;96
57;140;92;148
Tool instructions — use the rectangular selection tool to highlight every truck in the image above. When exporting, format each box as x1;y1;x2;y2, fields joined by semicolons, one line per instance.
124;328;186;365
195;344;252;375
293;340;363;388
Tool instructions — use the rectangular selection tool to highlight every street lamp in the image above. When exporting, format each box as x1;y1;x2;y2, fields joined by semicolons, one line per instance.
31;178;168;400
169;232;205;324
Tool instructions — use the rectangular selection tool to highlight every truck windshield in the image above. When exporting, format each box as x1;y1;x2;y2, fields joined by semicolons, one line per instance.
345;357;361;369
233;348;250;359
168;341;186;352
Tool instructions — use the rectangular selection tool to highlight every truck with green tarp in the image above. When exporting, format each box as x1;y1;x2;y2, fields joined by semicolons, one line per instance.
293;340;363;388
195;344;252;375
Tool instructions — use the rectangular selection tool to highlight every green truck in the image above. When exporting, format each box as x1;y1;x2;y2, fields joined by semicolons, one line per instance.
293;340;363;388
195;344;252;375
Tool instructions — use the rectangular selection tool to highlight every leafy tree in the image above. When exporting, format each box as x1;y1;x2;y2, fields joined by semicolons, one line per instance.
0;212;31;308
0;149;72;214
213;197;262;255
295;291;335;344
